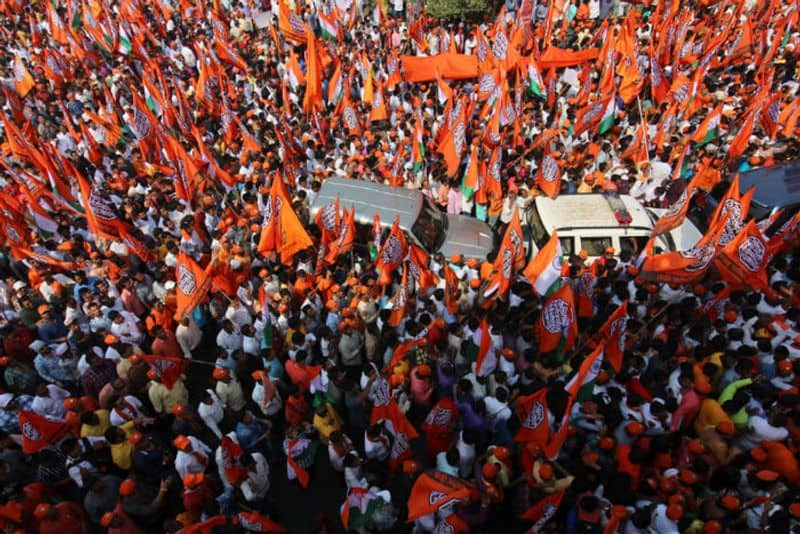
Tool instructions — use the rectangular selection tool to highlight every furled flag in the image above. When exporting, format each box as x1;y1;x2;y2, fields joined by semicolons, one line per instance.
142;355;189;390
369;212;382;261
388;263;408;328
651;174;700;236
599;301;628;373
13;56;34;98
488;207;527;297
376;216;408;285
522;491;565;530
708;175;752;248
523;230;564;296
340;487;384;530
286;436;318;488
473;318;497;377
18;411;69;453
537;283;578;354
175;252;213;320
514;388;549;445
324;207;355;265
527;56;546;98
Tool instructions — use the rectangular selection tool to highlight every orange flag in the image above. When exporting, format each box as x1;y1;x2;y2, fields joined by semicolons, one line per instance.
142;354;188;389
599;301;628;373
376;216;408;285
18;412;69;453
714;220;774;291
444;265;460;314
406;471;472;522
303;31;322;113
74;171;123;239
175;252;213;320
277;0;306;44
437;98;466;176
277;202;313;266
388;263;408;327
651;174;700;236
13;56;35;98
727;108;758;160
368;79;388;122
537;283;578;354
488;207;526;297
537;153;561;199
514;388;549;445
389;144;406;187
521;490;565;527
324;207;355;265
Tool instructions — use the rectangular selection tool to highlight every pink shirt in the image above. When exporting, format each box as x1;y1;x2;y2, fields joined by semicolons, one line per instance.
409;368;434;406
447;187;462;215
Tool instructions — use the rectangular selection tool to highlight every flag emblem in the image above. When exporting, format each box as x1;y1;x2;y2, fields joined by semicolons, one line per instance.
523;402;545;429
288;12;306;35
426;407;453;427
321;204;338;232
133;108;151;140
452;122;466;156
381;235;403;264
679;244;715;272
5;226;20;244
479;73;495;94
542;155;558;182
21;421;41;441
501;248;513;277
542;298;573;334
609;318;627;351
343;106;359;130
178;263;198;295
738;237;765;272
428;491;447;505
492;31;508;60
89;189;117;221
371;379;391;406
664;189;688;218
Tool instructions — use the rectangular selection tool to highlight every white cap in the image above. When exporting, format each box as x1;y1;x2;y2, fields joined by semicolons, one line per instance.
12;281;26;291
54;343;69;356
164;280;176;290
28;340;46;352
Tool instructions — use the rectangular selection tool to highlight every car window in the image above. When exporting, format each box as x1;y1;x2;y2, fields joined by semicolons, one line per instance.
560;236;574;256
620;236;649;257
526;205;550;249
411;197;447;252
581;236;612;257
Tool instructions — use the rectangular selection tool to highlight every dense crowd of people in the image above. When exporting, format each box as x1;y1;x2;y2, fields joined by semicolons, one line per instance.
0;0;799;532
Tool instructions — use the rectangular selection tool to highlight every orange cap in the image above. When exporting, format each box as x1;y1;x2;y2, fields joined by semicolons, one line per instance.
666;503;684;521
755;469;780;482
212;368;230;380
468;278;481;289
146;369;159;380
100;512;115;527
501;348;515;359
128;354;142;365
719;494;740;510
703;520;723;534
251;370;266;381
183;473;205;488
33;503;52;519
0;357;10;366
598;437;615;450
402;460;420;474
679;469;698;485
63;397;79;410
104;334;118;345
538;463;554;480
492;446;511;461
171;403;187;416
173;435;191;450
777;360;793;375
625;421;645;435
724;310;738;323
790;502;800;518
37;305;50;315
119;478;136;496
687;440;705;454
716;420;735;436
416;364;431;377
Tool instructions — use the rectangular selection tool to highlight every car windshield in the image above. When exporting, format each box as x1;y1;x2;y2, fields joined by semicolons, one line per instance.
526;205;550;249
412;196;448;252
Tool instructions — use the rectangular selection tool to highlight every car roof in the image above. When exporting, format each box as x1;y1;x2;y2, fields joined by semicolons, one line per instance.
532;193;655;232
738;161;800;209
309;176;422;229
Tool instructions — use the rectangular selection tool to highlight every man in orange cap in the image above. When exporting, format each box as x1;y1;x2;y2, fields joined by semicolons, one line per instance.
173;434;211;479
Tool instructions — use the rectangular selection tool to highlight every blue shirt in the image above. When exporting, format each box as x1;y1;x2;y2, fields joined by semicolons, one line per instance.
236;421;263;451
38;317;68;343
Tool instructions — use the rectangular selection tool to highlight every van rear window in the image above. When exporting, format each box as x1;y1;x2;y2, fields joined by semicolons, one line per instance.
581;237;612;257
412;197;447;252
527;206;550;249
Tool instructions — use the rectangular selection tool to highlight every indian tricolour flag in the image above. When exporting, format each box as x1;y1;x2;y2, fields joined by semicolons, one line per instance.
523;231;563;296
565;343;605;402
691;103;722;145
118;24;132;55
598;96;616;135
340;487;383;530
286;52;305;91
472;319;497;377
527;58;545;98
318;11;340;41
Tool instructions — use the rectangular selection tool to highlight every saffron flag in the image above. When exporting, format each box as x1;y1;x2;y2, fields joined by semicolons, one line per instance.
537;283;578;354
714;220;773;291
651;174;700;236
523;230;563;295
388;263;408;328
175;252;213;320
473;318;497;377
599;301;628;373
692;103;723;145
437;98;466;176
536;153;561;199
574;95;614;136
18;411;70;453
522;491;565;529
278;1;306;44
142;354;188;390
514;388;549;445
407;471;472;522
376;216;408;285
236;511;286;533
324;207;355;264
277;201;314;266
488;207;527;297
13;56;35;98
444;265;460;314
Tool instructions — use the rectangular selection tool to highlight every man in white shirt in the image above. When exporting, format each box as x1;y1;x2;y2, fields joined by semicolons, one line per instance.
198;389;225;439
175;316;202;359
173;434;211;479
31;383;70;421
239;452;270;502
216;320;243;355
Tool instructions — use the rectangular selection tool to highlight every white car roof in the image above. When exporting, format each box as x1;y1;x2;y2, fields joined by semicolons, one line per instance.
533;193;655;233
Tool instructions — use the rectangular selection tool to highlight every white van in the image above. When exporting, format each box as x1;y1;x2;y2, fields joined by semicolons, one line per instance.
525;194;702;260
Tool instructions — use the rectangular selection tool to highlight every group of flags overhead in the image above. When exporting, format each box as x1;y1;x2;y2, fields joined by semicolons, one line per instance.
639;175;784;291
